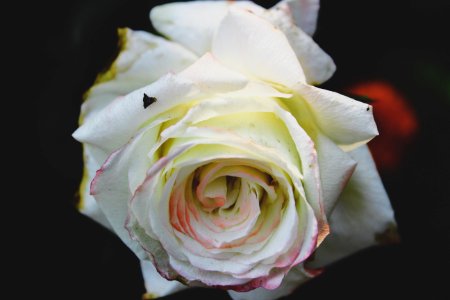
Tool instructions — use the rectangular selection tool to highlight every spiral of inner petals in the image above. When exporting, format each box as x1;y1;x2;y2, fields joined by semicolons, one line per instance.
169;161;284;250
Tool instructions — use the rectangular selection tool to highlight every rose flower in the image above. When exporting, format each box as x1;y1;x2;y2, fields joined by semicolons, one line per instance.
73;1;396;299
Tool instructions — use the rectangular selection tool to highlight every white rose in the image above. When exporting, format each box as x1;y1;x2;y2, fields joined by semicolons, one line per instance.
73;1;396;299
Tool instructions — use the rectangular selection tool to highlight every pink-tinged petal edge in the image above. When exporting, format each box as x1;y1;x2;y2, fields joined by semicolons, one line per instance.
125;145;194;279
89;148;122;196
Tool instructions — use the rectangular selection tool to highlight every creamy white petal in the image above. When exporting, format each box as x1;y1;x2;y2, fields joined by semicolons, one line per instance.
179;53;248;93
224;81;291;99
88;145;147;260
81;28;197;123
88;118;182;259
314;134;357;216
150;1;264;55
292;83;378;150
141;260;186;298
232;191;298;265
169;256;249;287
73;73;196;153
272;105;328;243
193;111;300;172
74;55;249;153
265;7;335;85
308;146;396;268
229;265;309;300
212;8;306;87
150;1;331;85
129;145;195;262
271;0;320;36
78;145;110;229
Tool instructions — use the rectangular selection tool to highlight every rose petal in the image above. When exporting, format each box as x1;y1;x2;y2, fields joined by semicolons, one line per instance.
212;7;306;87
78;145;111;229
272;105;329;244
314;133;357;216
169;255;249;287
154;95;303;182
179;53;248;93
88;145;147;260
150;1;330;85
73;55;248;153
308;145;396;268
193;112;301;174
127;142;210;283
230;186;297;265
88;121;189;261
265;6;335;85
141;260;186;298
271;0;320;36
168;145;292;255
228;265;308;300
150;1;264;56
81;28;197;123
73;73;195;153
291;83;379;150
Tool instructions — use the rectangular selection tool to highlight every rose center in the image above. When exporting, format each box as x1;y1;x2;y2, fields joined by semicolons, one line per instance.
169;160;284;249
194;163;276;213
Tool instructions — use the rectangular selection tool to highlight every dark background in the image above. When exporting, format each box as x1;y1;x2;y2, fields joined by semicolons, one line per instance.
34;0;449;299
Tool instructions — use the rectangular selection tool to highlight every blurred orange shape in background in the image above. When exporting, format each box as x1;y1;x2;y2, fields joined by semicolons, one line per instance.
347;81;418;171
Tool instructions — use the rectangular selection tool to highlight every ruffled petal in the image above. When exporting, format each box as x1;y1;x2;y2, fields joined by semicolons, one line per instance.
150;1;264;55
81;28;197;123
179;52;248;93
314;134;357;216
271;0;320;36
228;265;308;300
141;260;186;298
292;83;378;150
212;7;306;87
308;146;396;268
88;122;182;261
73;54;248;153
78;145;111;229
73;73;196;153
265;7;335;85
88;145;147;260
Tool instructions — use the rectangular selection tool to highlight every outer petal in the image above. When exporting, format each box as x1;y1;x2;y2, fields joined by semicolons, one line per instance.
78;145;111;229
292;83;379;150
141;260;186;298
265;7;335;85
228;265;309;300
81;28;197;123
272;0;320;36
150;1;264;56
89;148;146;259
88;113;187;258
212;8;306;87
314;134;357;216
77;28;197;229
74;73;194;153
73;55;248;153
150;1;330;85
308;146;396;268
88;137;151;260
179;53;248;93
